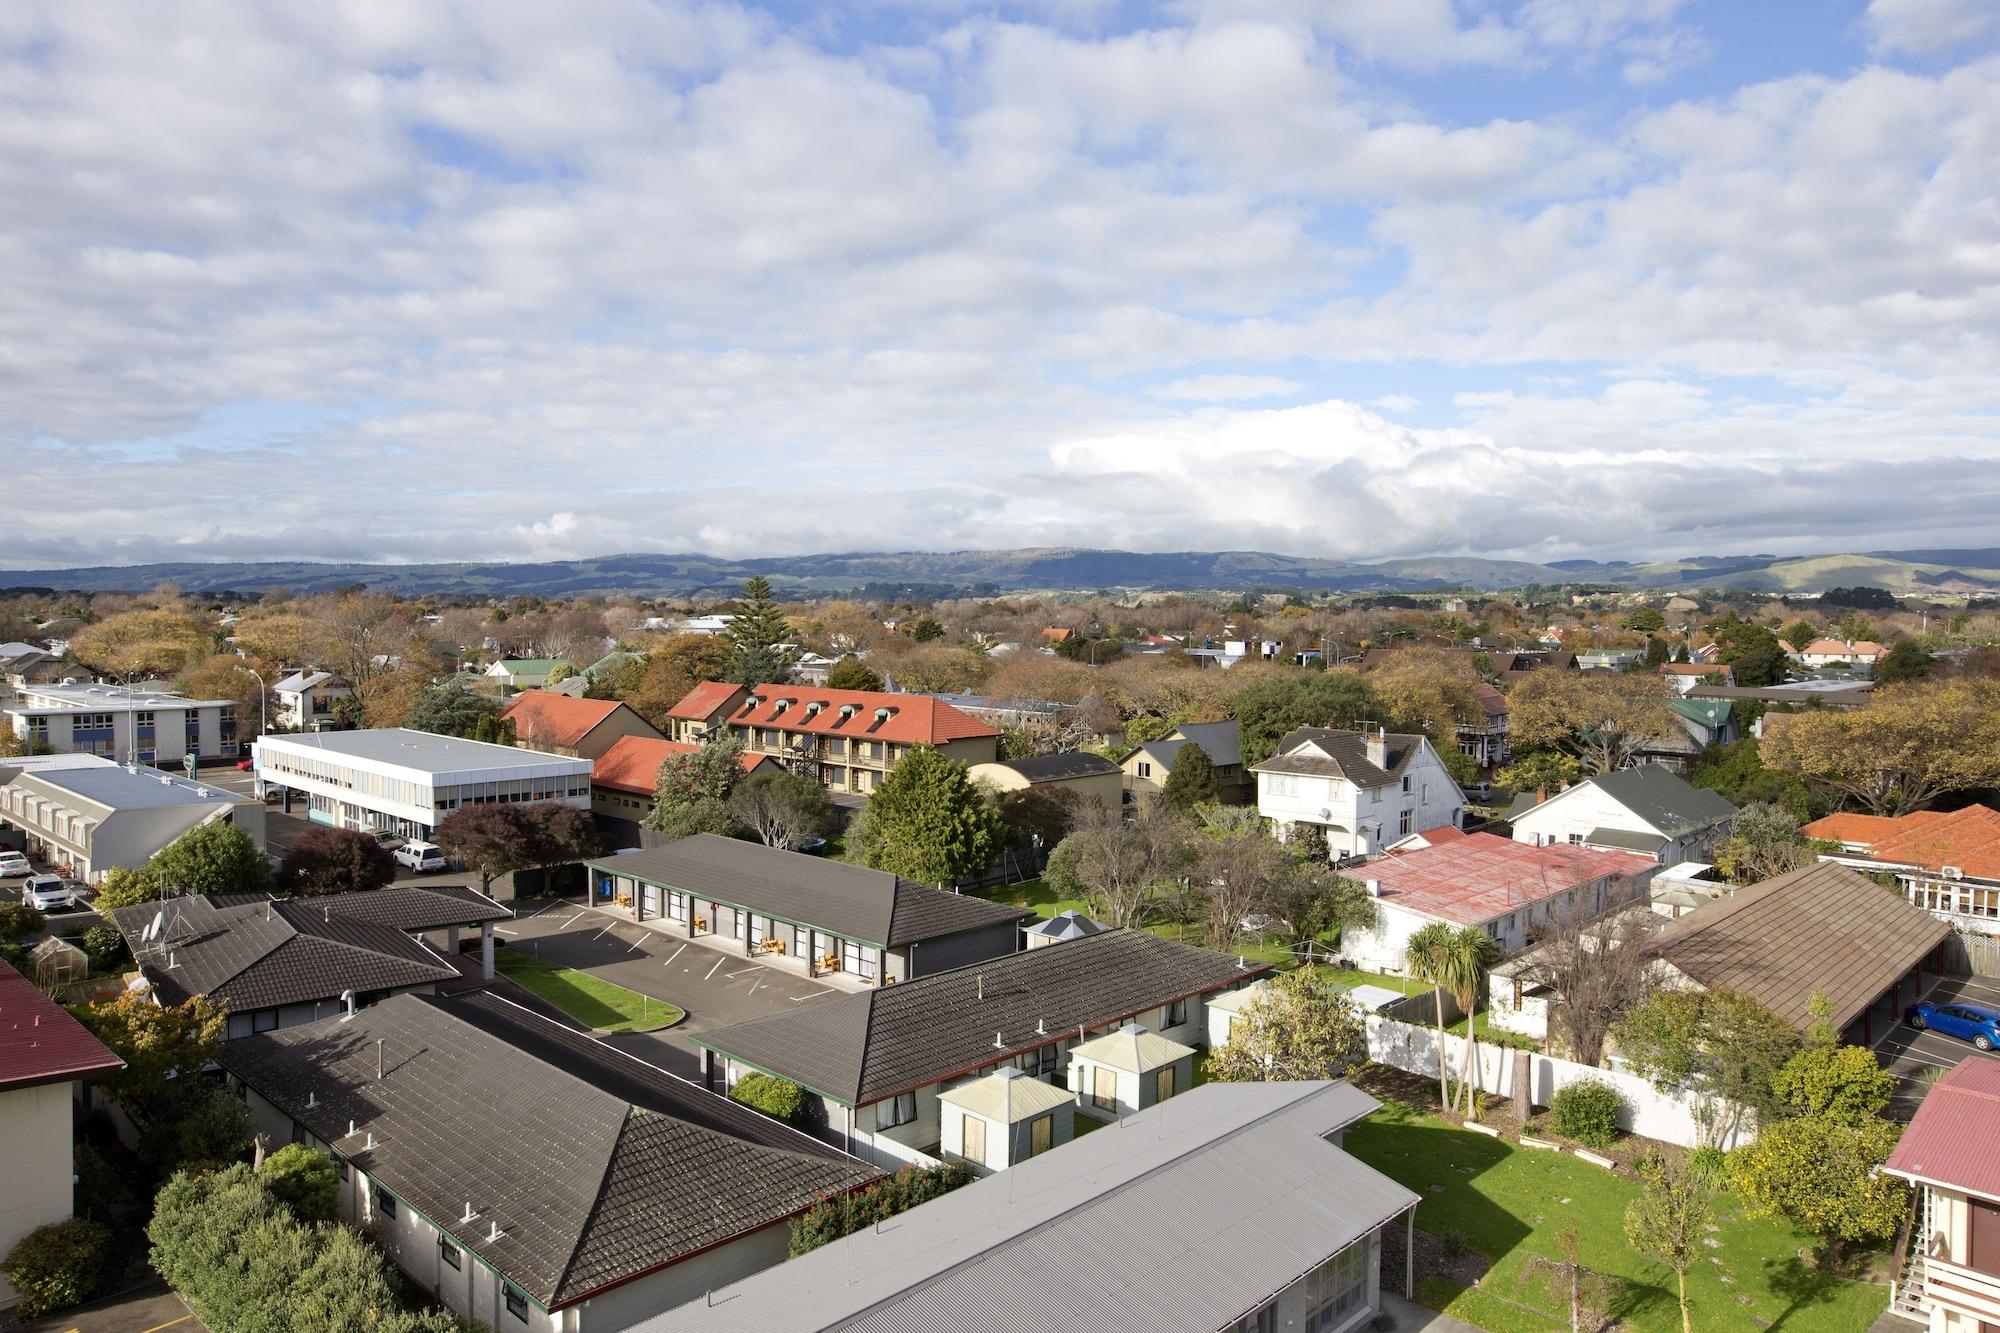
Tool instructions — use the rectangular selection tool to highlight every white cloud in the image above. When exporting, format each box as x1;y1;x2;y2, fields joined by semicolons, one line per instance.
1866;0;2000;54
1150;374;1300;400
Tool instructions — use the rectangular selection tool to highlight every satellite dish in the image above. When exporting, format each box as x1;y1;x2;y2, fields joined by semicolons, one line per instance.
146;910;165;942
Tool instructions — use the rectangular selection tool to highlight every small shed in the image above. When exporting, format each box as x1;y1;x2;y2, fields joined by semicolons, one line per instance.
28;935;88;989
938;1067;1076;1173
1068;1023;1196;1120
1025;909;1109;950
1205;981;1270;1048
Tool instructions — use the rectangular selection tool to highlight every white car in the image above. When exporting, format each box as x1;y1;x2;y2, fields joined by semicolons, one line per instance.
393;841;447;874
21;874;79;911
0;851;31;878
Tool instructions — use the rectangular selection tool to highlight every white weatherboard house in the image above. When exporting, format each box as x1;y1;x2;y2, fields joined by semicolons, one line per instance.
1253;724;1463;859
254;729;590;841
937;1067;1076;1173
1508;764;1737;865
271;669;352;731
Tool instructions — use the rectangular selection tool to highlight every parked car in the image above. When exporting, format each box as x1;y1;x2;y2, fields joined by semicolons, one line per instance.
369;829;405;851
0;851;31;878
1464;782;1496;802
1908;1000;2000;1051
21;873;80;911
393;841;448;874
236;757;255;771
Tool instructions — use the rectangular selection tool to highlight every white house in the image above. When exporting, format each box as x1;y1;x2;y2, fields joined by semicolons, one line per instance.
271;669;352;731
1507;764;1737;865
1792;637;1885;668
483;659;570;690
1253;725;1463;859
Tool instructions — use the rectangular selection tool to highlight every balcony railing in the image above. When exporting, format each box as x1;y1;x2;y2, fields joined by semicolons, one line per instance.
1911;1255;2000;1324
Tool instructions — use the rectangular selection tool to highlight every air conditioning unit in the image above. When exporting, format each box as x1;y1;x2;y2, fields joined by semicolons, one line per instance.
1942;866;1965;880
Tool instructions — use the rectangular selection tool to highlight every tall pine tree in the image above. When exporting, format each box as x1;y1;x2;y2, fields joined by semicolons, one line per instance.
725;577;796;687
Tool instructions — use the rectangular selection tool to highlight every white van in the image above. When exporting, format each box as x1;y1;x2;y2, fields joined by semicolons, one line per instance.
393;841;448;874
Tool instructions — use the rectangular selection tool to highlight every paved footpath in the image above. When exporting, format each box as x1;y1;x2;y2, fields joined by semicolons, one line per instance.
10;1280;204;1333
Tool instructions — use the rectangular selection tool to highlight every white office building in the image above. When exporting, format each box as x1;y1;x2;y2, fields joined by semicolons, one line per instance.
254;729;591;839
0;754;265;883
3;683;241;765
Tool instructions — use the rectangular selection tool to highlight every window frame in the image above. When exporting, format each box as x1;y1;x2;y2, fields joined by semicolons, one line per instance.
875;1090;918;1130
504;1284;530;1322
374;1185;397;1221
439;1235;461;1271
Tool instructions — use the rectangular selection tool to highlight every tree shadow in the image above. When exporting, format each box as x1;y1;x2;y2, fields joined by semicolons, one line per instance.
1760;1253;1848;1331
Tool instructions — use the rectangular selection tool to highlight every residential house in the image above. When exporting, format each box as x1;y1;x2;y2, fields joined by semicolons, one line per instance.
1793;637;1886;669
904;691;1073;731
1575;649;1646;670
1658;661;1734;695
677;614;735;636
587;736;773;848
111;883;512;1036
1458;683;1511;771
1252;724;1464;859
1120;720;1251;804
1883;1057;2000;1329
4;682;240;763
791;652;838;686
219;991;881;1333
1507;764;1737;864
662;683;1000;797
968;751;1123;815
693;929;1268;1169
629;1081;1421;1333
254;729;591;843
498;691;663;761
1341;833;1656;973
1805;806;2000;934
484;659;571;690
271;669;353;731
587;835;1030;983
1023;908;1108;950
1634;697;1740;773
0;754;264;883
1647;861;1949;1044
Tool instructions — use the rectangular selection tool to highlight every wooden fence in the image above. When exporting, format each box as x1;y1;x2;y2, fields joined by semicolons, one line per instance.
1938;930;2000;979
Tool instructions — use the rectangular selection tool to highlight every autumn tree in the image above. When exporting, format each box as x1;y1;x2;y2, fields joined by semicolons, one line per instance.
1761;677;2000;815
853;746;1004;885
728;770;836;850
1507;670;1677;774
69;609;212;678
71;993;226;1108
305;591;422;688
644;734;750;840
276;827;396;896
1369;647;1485;745
1042;801;1191;928
621;634;732;729
1517;904;1657;1066
1208;970;1365;1083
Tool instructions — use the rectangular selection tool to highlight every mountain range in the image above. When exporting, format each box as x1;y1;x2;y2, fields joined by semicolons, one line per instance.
4;547;2000;599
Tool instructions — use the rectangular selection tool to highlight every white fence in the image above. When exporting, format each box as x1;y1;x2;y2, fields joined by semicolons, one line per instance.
1363;1013;1754;1151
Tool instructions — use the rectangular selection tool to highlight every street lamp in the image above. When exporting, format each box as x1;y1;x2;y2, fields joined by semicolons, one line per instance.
235;666;267;796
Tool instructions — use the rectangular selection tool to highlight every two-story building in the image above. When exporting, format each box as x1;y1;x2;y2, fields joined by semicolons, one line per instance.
1458;683;1510;772
498;690;663;760
1118;720;1252;805
1253;725;1464;859
271;670;353;731
1507;765;1736;865
662;683;999;797
1805;805;2000;934
587;736;775;848
0;753;265;883
1886;1056;2000;1329
3;682;240;764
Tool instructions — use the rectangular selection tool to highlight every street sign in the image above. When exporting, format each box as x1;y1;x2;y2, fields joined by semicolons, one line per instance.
183;754;197;777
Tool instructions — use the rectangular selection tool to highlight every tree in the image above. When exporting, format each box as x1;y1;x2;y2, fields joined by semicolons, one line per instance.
71;993;226;1108
139;1082;252;1176
1689;738;1809;822
277;827;396;896
1231;670;1383;767
1370;647;1485;744
907;616;945;642
724;577;795;686
1186;805;1311;951
1711;801;1832;885
1872;639;1933;686
1761;677;2000;815
620;634;732;730
1405;921;1465;1112
305;590;423;689
854;747;1004;884
1517;905;1657;1066
644;734;750;840
1042;801;1191;928
1772;1043;1896;1125
728;770;836;850
1507;671;1678;774
149;820;268;897
1520;1223;1617;1333
434;801;599;894
68;609;211;677
1715;621;1789;688
1433;925;1500;1114
825;654;882;692
402;677;504;738
1497;749;1584;796
1623;608;1666;633
1207;970;1365;1082
1614;989;1801;1148
992;785;1081;855
260;1144;340;1224
1780;619;1821;652
1160;743;1219;810
90;863;166;911
1727;1115;1906;1259
1624;1156;1716;1333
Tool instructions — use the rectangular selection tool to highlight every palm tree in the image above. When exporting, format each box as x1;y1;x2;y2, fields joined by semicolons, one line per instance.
1440;925;1501;1116
1404;921;1460;1111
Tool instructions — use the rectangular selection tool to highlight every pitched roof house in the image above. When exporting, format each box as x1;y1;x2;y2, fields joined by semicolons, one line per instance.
1119;719;1252;804
1508;764;1736;863
1804;804;2000;931
1252;725;1464;859
483;659;572;689
1883;1057;2000;1327
498;690;663;760
587;735;776;843
219;991;881;1333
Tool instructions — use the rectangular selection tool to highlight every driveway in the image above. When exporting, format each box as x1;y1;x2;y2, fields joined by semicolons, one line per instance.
7;1280;203;1333
1873;974;2000;1119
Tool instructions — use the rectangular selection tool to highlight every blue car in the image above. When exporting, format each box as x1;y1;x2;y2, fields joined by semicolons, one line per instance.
1908;1000;2000;1051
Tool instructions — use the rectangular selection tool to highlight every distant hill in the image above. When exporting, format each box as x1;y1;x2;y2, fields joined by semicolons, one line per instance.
4;546;1999;598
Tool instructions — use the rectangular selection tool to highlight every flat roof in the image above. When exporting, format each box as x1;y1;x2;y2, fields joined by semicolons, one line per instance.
12;682;231;709
24;765;248;810
256;728;589;776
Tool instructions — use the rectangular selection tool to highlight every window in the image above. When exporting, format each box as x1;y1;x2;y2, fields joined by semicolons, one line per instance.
875;1091;917;1130
1029;1114;1053;1157
960;1114;987;1164
1164;997;1187;1027
1567;833;1584;844
253;1008;280;1033
1401;775;1411;793
1137;761;1152;778
1155;1065;1177;1103
1302;1239;1367;1332
439;1236;461;1270
1018;1044;1059;1079
504;1284;530;1322
1226;1305;1277;1333
1092;1065;1118;1113
374;1186;396;1220
1370;786;1381;803
338;1160;350;1181
1399;809;1412;836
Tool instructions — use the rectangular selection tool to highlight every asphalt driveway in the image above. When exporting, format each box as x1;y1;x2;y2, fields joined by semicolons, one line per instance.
7;1280;203;1333
1873;974;2000;1119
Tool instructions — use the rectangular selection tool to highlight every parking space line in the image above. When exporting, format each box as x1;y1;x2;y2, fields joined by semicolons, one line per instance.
727;966;762;978
139;1315;194;1333
563;911;586;930
662;944;687;968
704;957;725;981
747;977;764;996
792;988;833;1003
493;928;516;938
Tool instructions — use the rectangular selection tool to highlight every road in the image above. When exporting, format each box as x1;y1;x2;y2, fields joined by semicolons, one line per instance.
10;1281;204;1333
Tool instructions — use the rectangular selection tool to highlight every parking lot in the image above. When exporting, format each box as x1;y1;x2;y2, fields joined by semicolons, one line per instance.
1873;974;2000;1118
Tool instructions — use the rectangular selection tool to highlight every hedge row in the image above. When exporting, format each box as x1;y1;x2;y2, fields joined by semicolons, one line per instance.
729;1072;807;1125
789;1161;975;1257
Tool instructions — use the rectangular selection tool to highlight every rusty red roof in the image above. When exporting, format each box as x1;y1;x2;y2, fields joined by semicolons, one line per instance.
666;681;748;722
1886;1055;2000;1198
683;684;1000;746
0;959;124;1091
1363;833;1651;926
1807;806;2000;881
499;690;638;749
592;735;772;795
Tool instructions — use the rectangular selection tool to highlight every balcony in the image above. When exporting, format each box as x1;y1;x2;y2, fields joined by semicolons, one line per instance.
1909;1255;2000;1324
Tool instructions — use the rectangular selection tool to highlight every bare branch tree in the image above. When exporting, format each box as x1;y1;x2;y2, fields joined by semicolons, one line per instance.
1515;889;1659;1067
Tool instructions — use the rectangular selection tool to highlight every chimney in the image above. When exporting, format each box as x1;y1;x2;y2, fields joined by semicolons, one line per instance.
1365;878;1382;897
1364;724;1387;769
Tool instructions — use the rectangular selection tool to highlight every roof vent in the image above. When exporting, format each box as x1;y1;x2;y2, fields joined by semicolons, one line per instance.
874;707;894;721
770;699;790;715
462;1202;479;1223
994;1031;1006;1049
839;704;858;716
486;1220;505;1243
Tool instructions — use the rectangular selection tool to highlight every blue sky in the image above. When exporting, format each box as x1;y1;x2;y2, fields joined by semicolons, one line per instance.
2;0;1997;569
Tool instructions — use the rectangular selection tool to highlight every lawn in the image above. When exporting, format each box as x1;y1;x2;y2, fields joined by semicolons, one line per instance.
493;950;685;1034
1344;1100;1889;1332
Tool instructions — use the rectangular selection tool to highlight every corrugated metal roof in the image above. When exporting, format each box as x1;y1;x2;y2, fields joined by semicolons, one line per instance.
0;959;123;1091
1885;1055;2000;1197
1071;1022;1195;1074
627;1082;1415;1333
936;1067;1076;1122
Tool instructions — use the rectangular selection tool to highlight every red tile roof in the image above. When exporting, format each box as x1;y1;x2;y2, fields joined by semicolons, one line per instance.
1802;810;1948;848
666;681;748;722
591;735;771;794
1799;638;1884;658
1886;1055;2000;1199
1659;662;1730;676
1864;805;2000;882
1363;833;1653;926
0;959;123;1091
677;683;1001;746
1474;683;1508;717
499;691;636;749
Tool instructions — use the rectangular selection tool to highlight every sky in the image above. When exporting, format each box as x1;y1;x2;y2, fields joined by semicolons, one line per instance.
3;0;1999;570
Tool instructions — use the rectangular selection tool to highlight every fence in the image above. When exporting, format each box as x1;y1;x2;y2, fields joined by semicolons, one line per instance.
1362;1012;1753;1150
1938;930;2000;979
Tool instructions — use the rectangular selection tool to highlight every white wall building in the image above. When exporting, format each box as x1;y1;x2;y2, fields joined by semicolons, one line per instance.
1253;725;1463;859
1507;764;1737;866
4;682;241;764
271;669;352;731
254;729;591;840
0;754;265;883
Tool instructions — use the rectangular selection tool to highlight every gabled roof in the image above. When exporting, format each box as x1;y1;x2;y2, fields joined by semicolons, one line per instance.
491;658;569;673
1363;833;1651;927
696;929;1267;1106
0;959;123;1091
590;735;771;794
1885;1056;2000;1199
1168;720;1241;768
587;835;1031;948
273;669;342;693
1516;764;1736;840
1474;683;1508;717
986;751;1121;783
217;992;880;1310
1648;861;1949;1030
1250;727;1426;787
499;690;649;749
1799;638;1884;657
628;1082;1416;1333
665;680;748;721
712;684;1001;745
1830;805;2000;882
1802;811;1939;848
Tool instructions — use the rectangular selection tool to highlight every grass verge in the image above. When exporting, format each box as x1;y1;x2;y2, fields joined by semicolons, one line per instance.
494;950;686;1034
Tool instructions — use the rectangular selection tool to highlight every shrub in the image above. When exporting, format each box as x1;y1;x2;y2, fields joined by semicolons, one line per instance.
3;1217;111;1317
138;1083;252;1177
1686;1145;1728;1186
1550;1079;1625;1149
261;1143;341;1223
790;1162;975;1256
729;1072;807;1125
0;899;47;944
81;923;128;972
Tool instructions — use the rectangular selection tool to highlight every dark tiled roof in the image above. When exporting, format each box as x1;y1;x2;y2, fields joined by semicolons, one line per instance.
0;959;123;1091
313;884;512;931
1170;721;1241;768
587;835;1030;947
1582;764;1736;838
1649;861;1950;1030
990;751;1122;782
696;929;1267;1105
218;992;881;1309
1252;727;1425;786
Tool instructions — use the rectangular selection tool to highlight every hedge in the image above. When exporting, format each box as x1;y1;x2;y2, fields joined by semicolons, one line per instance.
1550;1078;1625;1149
789;1161;975;1257
2;1217;111;1317
729;1072;807;1125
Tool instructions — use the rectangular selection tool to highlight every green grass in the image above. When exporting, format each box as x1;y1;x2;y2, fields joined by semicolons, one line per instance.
493;950;685;1034
1071;1111;1111;1137
1345;1100;1889;1332
1443;1010;1543;1052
